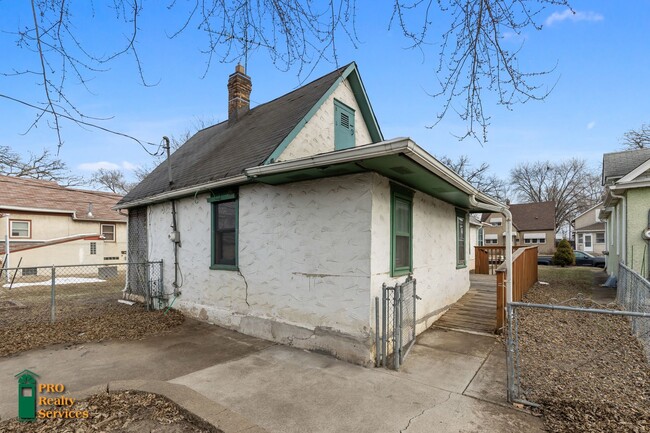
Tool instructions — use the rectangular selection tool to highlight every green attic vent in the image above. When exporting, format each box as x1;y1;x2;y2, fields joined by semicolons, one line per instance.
334;99;355;150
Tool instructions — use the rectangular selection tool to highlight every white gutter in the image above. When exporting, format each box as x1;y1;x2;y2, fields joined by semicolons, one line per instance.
0;205;75;215
610;190;626;264
115;175;249;209
2;213;9;284
119;138;503;211
469;195;513;306
245;138;503;209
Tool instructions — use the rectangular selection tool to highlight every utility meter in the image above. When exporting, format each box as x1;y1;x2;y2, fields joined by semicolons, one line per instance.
643;228;650;241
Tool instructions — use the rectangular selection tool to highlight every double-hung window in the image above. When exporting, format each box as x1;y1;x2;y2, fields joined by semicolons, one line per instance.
10;220;30;238
101;224;115;242
390;185;413;276
209;191;238;270
456;209;467;268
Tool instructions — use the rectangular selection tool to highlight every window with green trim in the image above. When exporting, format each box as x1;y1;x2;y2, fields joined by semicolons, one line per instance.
208;192;238;270
334;99;355;150
391;185;413;276
456;209;467;268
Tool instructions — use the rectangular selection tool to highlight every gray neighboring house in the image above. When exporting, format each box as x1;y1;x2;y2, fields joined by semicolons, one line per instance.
116;62;504;366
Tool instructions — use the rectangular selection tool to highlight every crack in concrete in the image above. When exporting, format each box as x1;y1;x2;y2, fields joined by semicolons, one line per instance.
399;392;452;432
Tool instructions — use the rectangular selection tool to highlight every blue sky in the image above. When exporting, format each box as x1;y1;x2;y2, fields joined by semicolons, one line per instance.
1;0;649;183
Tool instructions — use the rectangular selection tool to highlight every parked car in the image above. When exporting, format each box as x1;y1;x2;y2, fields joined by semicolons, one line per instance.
538;251;605;267
574;251;606;268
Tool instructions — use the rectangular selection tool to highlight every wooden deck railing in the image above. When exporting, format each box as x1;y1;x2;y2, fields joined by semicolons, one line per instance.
474;245;527;275
495;246;539;331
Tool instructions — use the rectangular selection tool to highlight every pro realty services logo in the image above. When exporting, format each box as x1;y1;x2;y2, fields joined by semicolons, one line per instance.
14;370;89;421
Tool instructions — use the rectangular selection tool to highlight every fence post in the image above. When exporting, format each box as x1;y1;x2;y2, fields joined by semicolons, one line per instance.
375;296;381;367
50;266;56;323
394;285;401;370
506;303;515;402
412;279;417;344
381;284;387;368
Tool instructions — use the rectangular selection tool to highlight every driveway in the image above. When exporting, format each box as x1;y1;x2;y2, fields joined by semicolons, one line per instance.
0;320;543;432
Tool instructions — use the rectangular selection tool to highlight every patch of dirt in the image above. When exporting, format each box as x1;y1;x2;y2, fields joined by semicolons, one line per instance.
0;303;184;357
0;390;222;432
516;267;650;432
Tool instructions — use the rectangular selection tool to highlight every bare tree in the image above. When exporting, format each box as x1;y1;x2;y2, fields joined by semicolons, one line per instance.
622;123;650;149
0;145;84;186
2;0;571;150
509;158;602;229
90;168;136;195
437;154;508;200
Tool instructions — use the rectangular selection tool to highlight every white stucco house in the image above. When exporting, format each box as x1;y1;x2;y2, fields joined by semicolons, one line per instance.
116;62;504;366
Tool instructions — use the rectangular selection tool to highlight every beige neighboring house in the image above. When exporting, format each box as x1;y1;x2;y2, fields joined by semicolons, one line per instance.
468;215;486;270
481;201;556;255
572;203;606;255
0;175;127;271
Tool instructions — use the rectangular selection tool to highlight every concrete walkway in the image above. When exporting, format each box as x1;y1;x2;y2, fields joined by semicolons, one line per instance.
170;327;543;433
0;321;543;432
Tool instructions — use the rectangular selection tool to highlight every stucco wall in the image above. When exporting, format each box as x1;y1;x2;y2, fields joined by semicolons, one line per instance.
369;175;470;334
148;173;374;365
276;78;373;162
625;188;650;275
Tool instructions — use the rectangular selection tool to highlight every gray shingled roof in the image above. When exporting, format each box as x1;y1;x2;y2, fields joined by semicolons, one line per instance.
602;148;650;183
509;201;555;231
119;64;350;206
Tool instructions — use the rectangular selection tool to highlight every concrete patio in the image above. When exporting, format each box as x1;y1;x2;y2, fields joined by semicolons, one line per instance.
0;320;543;432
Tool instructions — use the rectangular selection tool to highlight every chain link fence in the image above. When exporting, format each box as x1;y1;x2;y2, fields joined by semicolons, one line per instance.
375;276;419;370
617;262;650;357
505;263;650;420
0;262;162;328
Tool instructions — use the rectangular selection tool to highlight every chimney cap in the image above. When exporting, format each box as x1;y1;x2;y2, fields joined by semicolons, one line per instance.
235;64;246;74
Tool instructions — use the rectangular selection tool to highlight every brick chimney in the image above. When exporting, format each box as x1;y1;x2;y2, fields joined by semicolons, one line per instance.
228;64;252;122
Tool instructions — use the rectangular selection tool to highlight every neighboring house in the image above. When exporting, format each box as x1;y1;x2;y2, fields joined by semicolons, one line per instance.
601;148;650;278
572;203;606;255
481;201;556;255
0;176;127;271
116;62;504;366
468;215;486;271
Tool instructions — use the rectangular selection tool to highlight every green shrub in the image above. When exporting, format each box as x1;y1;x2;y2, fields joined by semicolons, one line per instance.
552;239;575;267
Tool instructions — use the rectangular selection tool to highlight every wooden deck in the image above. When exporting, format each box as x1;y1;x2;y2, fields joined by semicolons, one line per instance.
434;274;497;334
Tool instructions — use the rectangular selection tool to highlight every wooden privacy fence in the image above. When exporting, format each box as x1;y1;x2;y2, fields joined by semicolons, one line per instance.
495;246;539;331
474;245;527;275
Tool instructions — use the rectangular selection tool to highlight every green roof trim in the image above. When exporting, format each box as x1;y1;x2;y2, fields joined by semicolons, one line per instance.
264;62;383;164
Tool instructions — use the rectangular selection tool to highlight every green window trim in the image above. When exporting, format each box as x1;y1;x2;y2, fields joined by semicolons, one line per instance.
456;209;468;269
208;190;239;271
334;99;355;150
390;184;414;277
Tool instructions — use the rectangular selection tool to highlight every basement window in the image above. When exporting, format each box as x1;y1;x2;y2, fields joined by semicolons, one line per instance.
334;99;355;150
390;184;413;277
208;191;238;270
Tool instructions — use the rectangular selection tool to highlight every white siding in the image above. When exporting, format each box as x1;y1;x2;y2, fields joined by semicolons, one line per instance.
276;78;373;162
148;174;374;364
369;175;470;335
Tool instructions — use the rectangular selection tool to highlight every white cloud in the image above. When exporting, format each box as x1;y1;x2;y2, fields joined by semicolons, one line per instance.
545;10;604;26
121;161;139;171
77;161;140;171
78;161;120;171
587;121;596;130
